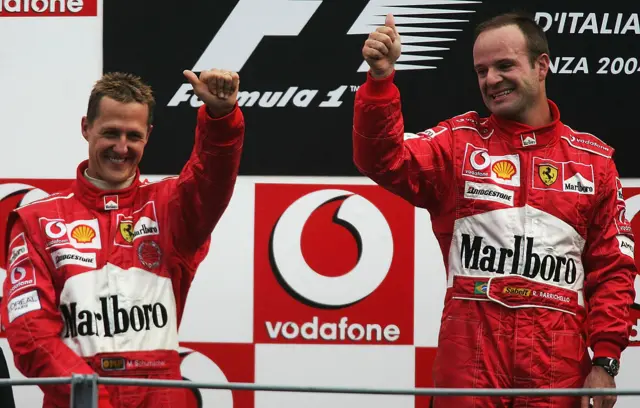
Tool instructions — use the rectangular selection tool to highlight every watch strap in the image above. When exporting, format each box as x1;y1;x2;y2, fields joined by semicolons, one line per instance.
592;357;619;377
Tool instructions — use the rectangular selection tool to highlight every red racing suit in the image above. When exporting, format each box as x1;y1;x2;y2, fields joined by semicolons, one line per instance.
0;104;244;408
352;72;637;407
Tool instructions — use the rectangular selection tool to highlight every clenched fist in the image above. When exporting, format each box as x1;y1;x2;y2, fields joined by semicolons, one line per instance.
183;68;240;117
362;13;401;79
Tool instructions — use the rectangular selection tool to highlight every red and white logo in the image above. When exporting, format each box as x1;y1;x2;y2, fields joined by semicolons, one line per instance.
253;184;414;345
7;232;28;268
39;218;101;249
532;158;595;195
114;201;160;247
619;187;640;345
40;218;69;248
0;0;98;17
615;204;633;235
0;180;72;269
462;144;520;187
562;162;595;195
178;342;254;408
617;178;624;201
104;195;119;211
50;248;97;269
521;133;537;147
404;126;448;141
7;258;36;298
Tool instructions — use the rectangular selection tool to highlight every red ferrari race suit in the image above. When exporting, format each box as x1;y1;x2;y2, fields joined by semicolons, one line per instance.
352;71;637;407
0;103;244;408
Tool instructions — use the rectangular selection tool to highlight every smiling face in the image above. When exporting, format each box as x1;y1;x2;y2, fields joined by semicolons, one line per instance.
81;96;151;185
80;72;155;186
473;24;549;122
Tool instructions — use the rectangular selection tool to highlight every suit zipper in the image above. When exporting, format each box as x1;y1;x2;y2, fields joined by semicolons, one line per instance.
520;150;531;276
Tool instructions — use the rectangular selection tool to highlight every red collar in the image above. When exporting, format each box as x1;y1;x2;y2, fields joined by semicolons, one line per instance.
488;99;562;149
71;160;141;212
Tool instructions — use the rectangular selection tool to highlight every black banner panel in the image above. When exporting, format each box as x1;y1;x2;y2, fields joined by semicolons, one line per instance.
103;0;640;176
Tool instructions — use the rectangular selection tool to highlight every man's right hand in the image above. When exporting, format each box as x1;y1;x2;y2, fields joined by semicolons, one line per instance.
183;68;240;118
362;13;401;79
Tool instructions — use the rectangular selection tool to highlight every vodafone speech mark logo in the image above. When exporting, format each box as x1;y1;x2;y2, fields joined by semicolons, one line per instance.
271;189;393;308
0;0;97;17
254;184;415;345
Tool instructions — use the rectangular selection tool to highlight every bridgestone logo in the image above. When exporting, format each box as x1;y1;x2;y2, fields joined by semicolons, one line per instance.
465;170;489;177
464;181;514;206
51;248;96;269
56;254;93;264
468;186;512;200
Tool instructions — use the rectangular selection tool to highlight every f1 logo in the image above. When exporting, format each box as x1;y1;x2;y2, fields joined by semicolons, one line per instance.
192;0;323;72
190;0;479;73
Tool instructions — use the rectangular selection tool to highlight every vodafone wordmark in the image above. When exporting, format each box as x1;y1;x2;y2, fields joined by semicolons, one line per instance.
265;316;401;342
0;0;96;16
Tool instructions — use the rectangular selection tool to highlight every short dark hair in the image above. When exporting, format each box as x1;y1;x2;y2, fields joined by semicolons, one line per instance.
86;72;155;126
474;11;550;66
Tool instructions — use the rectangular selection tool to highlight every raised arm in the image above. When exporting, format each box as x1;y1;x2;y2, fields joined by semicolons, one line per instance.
168;69;245;253
353;13;454;211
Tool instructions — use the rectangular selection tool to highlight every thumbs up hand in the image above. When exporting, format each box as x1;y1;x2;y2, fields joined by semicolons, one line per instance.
362;13;402;79
183;68;240;117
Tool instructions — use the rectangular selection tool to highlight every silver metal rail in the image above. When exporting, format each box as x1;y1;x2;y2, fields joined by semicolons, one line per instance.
0;375;639;407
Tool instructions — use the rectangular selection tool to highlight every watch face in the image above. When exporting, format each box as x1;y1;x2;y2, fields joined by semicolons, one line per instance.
595;358;620;376
602;358;620;376
611;359;620;372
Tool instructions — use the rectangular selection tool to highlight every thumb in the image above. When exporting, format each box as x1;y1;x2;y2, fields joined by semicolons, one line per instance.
385;13;397;33
580;395;590;408
183;70;200;88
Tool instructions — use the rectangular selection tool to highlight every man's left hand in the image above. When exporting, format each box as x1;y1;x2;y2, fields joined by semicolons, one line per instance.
582;366;617;408
183;69;240;117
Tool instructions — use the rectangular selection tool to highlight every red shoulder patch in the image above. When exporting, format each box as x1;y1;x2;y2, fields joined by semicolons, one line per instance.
561;127;612;158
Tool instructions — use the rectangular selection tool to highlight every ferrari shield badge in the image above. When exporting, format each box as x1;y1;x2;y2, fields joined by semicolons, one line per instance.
119;220;134;243
538;164;558;186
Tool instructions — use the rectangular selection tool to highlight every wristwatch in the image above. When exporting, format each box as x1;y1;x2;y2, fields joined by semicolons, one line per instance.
592;357;620;377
